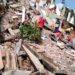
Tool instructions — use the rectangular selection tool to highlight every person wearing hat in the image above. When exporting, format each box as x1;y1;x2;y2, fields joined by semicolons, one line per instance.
65;27;73;35
49;4;55;13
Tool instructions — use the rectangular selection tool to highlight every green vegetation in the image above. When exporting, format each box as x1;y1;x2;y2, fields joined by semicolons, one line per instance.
19;20;41;41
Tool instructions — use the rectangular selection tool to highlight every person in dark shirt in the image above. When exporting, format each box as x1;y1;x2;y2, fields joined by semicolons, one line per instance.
55;19;60;33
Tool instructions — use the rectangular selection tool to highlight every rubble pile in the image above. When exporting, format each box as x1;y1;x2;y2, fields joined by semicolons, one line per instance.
0;0;75;75
26;29;75;75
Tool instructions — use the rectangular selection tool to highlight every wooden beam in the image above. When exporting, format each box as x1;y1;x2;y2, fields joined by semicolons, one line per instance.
14;39;22;55
3;70;32;75
44;23;54;31
22;45;46;75
5;48;10;71
18;56;22;69
10;51;17;70
0;48;4;69
22;6;25;23
8;28;15;36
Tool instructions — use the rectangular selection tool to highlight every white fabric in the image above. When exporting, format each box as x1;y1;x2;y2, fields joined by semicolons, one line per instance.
56;6;60;16
57;42;64;46
49;4;55;9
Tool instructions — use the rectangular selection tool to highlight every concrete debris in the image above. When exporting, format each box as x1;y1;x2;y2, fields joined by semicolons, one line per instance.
0;0;75;75
3;70;32;75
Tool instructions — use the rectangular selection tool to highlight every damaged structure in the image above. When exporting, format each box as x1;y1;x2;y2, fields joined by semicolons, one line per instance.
0;0;75;75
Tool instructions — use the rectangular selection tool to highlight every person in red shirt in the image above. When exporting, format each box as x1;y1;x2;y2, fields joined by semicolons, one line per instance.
38;15;45;31
53;32;62;42
50;32;63;42
66;36;73;48
54;32;62;38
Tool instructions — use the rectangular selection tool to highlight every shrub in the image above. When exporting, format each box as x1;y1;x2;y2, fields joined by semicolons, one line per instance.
19;21;41;41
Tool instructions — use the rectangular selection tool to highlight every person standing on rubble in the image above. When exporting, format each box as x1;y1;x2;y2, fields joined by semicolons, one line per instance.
65;27;73;35
66;36;73;48
55;19;60;33
38;14;45;31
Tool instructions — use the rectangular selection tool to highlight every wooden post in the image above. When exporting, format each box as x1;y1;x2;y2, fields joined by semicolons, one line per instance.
18;56;22;69
22;6;25;23
59;7;65;32
5;48;10;71
0;49;4;69
10;51;17;70
3;0;7;6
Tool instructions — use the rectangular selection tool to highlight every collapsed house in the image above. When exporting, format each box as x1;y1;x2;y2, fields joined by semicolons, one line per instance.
0;0;75;75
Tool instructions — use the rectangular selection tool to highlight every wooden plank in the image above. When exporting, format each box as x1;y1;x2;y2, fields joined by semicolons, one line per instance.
44;23;54;31
22;6;25;23
18;56;22;69
5;48;11;71
14;39;22;55
0;48;4;69
4;35;14;41
10;51;17;70
8;28;15;36
3;70;32;75
22;45;46;75
18;51;26;56
31;6;39;15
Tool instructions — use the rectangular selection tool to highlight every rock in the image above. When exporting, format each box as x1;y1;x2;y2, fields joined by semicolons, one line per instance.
71;61;75;68
11;43;15;49
4;42;12;48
